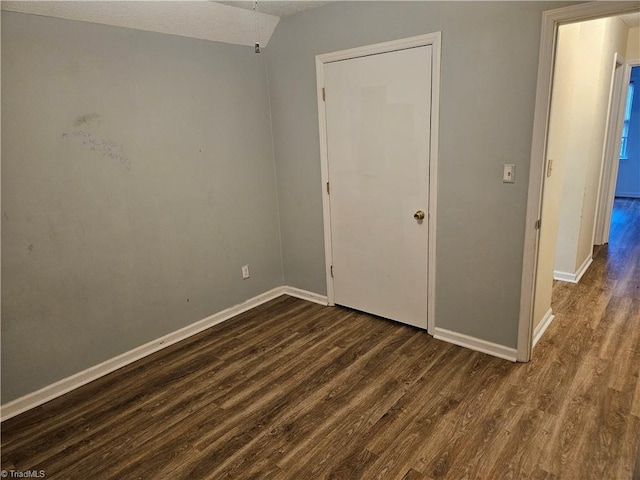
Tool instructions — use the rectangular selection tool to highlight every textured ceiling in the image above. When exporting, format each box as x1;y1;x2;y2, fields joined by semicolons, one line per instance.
1;1;281;47
217;1;333;17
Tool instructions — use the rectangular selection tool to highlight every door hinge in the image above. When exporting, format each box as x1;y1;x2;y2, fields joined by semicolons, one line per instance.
326;182;330;194
535;219;541;230
322;87;326;101
330;265;334;278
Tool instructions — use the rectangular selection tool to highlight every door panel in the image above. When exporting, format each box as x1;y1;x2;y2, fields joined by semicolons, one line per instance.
324;46;432;329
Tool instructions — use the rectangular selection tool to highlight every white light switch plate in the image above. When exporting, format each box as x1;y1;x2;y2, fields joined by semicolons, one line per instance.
503;164;515;183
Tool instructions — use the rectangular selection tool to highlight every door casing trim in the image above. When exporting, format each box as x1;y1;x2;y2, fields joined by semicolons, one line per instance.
595;53;626;246
315;32;441;334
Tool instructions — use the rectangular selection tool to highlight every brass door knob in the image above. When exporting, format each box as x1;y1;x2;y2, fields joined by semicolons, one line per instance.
414;210;425;221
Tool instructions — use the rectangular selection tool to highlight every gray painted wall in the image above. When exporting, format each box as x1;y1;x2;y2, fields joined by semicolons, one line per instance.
267;1;572;348
2;12;283;403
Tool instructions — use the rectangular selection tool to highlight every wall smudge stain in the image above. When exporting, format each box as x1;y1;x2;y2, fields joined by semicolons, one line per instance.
62;114;132;170
73;113;102;127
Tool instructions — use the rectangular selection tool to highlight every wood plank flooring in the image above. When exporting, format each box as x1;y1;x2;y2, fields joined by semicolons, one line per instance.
2;198;640;479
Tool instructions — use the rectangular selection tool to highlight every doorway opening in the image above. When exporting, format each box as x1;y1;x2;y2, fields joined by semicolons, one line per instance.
615;66;640;200
519;3;640;361
605;66;640;271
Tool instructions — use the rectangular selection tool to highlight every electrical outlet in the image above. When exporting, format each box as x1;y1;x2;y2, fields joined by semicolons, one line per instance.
241;265;250;279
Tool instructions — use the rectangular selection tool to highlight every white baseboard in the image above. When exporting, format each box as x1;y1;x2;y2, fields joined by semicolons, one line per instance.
1;285;326;422
433;327;517;362
282;286;328;305
532;308;555;348
554;255;593;284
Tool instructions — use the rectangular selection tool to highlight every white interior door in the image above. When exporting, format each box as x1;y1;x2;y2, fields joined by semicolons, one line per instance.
324;46;432;329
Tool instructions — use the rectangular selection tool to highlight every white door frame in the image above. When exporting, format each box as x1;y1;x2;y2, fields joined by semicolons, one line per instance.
518;2;640;362
315;33;441;333
595;53;627;246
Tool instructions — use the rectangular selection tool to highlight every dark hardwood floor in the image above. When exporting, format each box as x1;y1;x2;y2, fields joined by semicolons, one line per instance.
2;198;639;479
